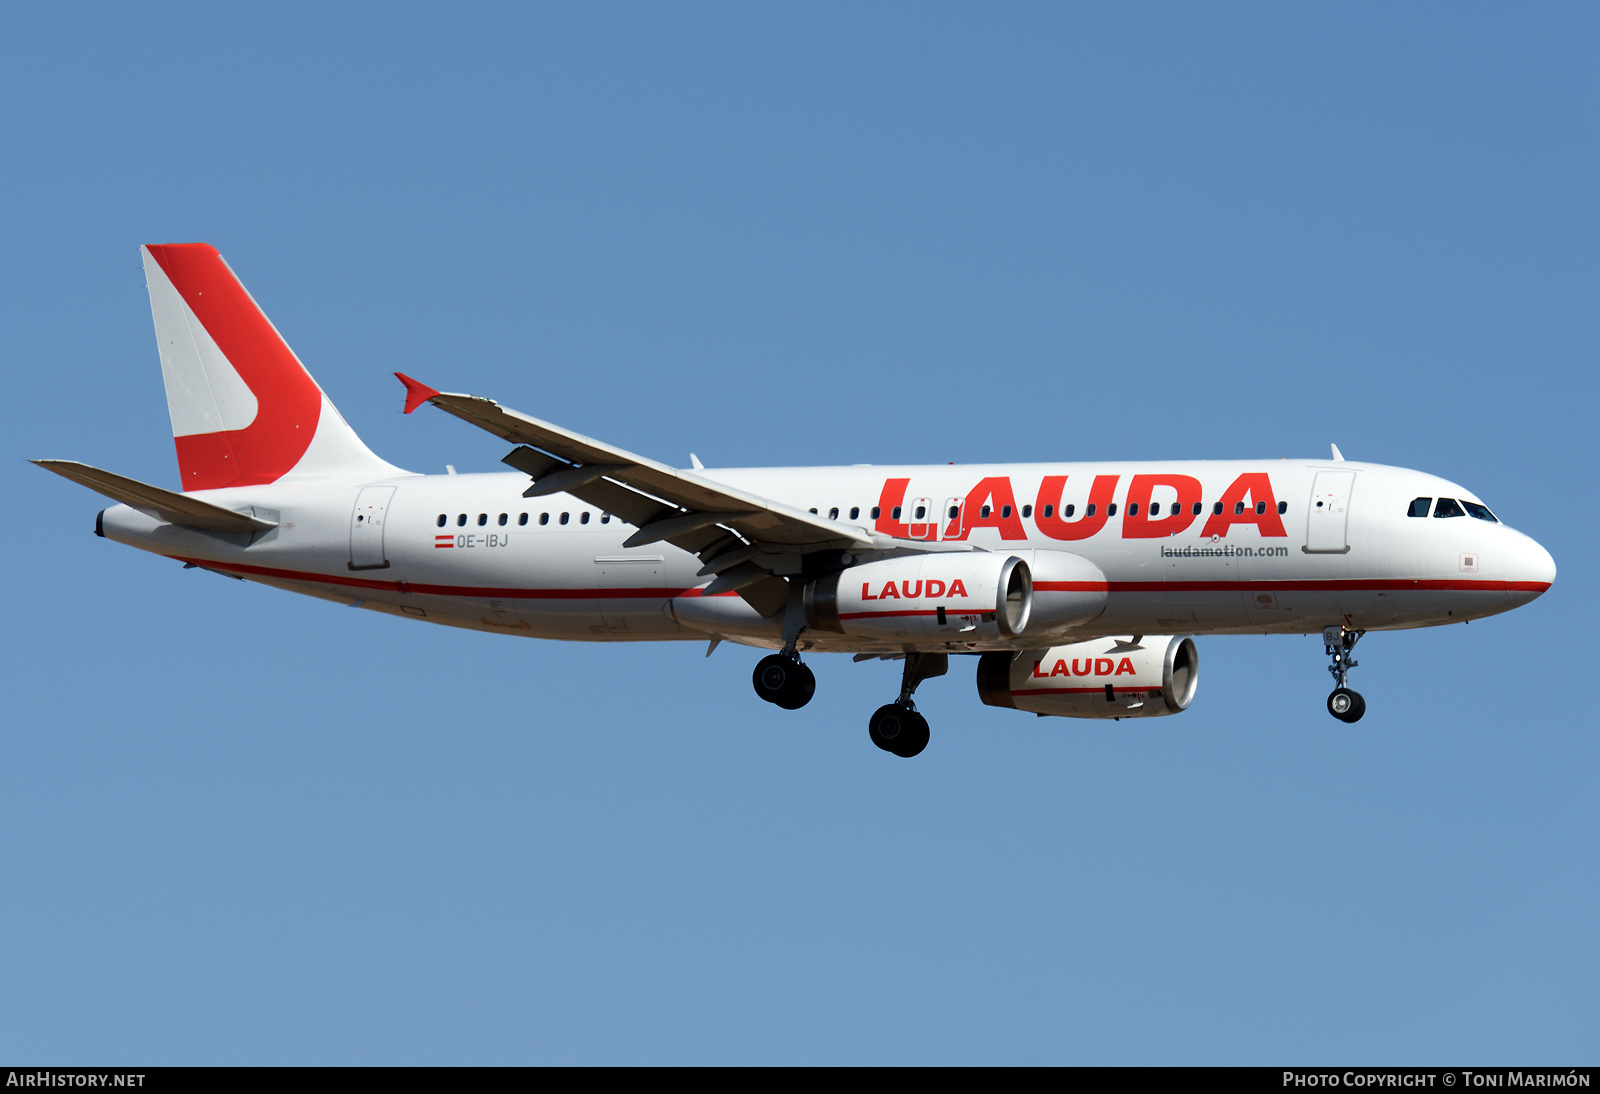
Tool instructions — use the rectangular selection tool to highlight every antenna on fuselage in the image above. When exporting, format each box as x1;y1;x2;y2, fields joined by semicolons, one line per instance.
1330;444;1345;462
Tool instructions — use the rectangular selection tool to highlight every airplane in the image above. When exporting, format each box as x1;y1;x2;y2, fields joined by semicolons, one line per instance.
35;244;1557;757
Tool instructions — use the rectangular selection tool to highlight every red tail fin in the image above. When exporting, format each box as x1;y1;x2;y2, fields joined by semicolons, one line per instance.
142;244;399;490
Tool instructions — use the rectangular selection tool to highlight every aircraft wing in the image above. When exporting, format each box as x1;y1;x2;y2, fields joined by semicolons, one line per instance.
396;373;941;617
33;460;277;533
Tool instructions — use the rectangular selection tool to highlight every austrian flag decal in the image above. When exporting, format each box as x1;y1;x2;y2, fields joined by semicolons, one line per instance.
434;535;454;549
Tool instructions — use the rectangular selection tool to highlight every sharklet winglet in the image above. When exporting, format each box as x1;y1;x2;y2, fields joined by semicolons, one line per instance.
395;372;441;415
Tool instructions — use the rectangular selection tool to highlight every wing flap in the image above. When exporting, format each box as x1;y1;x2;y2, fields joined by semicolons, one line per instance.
33;460;277;533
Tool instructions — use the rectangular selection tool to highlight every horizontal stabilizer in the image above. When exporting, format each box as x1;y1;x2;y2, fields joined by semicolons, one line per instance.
32;460;276;533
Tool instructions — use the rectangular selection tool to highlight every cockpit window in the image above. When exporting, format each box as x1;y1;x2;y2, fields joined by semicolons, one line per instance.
1433;497;1465;518
1408;497;1432;518
1462;501;1498;523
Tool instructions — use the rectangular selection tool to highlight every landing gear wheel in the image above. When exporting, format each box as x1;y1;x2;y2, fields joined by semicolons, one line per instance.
868;703;930;757
1327;688;1366;723
752;654;815;710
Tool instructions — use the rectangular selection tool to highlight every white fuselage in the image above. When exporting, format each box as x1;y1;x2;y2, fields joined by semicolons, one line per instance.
97;458;1555;653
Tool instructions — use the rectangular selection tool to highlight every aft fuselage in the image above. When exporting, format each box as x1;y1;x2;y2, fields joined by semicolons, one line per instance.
98;459;1555;652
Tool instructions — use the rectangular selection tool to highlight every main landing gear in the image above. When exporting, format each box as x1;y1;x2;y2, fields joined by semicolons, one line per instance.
1323;626;1367;723
750;648;947;758
868;653;947;758
752;652;815;710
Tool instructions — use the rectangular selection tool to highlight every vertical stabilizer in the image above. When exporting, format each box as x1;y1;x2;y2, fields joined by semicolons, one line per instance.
142;244;403;490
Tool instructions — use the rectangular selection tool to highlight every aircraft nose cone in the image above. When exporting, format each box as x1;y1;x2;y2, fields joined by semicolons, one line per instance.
1508;532;1556;602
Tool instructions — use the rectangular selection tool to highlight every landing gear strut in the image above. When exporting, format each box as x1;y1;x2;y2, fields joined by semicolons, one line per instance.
752;651;815;709
869;653;946;758
1323;626;1366;723
754;581;818;710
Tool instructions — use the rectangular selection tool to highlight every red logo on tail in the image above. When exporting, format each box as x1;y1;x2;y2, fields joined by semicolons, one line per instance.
145;244;322;491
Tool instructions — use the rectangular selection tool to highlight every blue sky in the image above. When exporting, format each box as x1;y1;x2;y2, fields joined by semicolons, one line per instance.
2;3;1595;1063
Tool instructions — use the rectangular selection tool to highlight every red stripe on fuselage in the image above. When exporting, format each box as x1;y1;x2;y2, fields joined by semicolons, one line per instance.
163;555;1550;603
1109;579;1549;593
166;555;694;599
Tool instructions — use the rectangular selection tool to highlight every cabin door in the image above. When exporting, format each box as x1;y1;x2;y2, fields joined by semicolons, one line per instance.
1305;472;1356;554
349;486;396;570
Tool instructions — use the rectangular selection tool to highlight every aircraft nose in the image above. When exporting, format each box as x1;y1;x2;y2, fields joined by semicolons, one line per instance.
1507;531;1556;603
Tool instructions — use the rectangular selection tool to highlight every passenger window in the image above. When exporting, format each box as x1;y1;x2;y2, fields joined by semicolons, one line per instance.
871;506;881;519
498;513;508;526
1277;501;1287;515
829;507;839;519
1128;503;1139;516
914;505;926;520
436;514;446;527
539;513;549;525
1107;503;1117;517
1255;501;1267;515
1408;497;1432;518
1213;502;1223;516
581;512;590;524
1043;504;1054;518
979;505;991;518
1083;504;1093;517
892;506;902;519
1463;501;1497;522
948;505;959;519
850;507;860;520
560;512;570;525
1192;502;1203;516
457;514;467;527
1022;504;1032;518
1434;498;1465;518
518;513;528;526
810;508;818;515
477;513;488;526
1001;505;1012;519
601;514;611;524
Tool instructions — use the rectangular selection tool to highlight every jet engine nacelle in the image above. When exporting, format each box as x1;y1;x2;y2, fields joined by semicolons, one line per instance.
805;552;1031;641
976;635;1199;719
1012;549;1108;639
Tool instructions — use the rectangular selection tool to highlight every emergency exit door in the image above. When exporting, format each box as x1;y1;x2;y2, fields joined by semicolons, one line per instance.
349;486;396;570
941;497;965;540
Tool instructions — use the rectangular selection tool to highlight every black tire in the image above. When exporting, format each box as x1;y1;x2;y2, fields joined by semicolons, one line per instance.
1327;687;1366;723
1344;690;1366;722
753;654;792;705
894;711;930;757
869;703;930;757
753;654;815;709
775;660;815;710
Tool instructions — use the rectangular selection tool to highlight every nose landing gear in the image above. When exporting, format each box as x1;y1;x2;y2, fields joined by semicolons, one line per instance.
1328;688;1365;721
1323;626;1366;723
868;652;947;758
752;652;815;709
